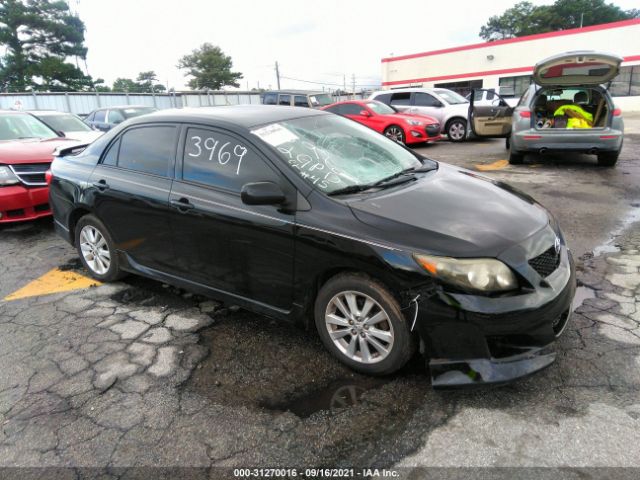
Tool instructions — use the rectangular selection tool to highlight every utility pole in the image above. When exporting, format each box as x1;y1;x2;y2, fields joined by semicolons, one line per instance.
579;12;584;28
275;61;281;90
352;74;356;99
343;74;346;97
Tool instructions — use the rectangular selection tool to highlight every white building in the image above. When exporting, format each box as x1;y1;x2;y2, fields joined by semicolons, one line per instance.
381;19;640;111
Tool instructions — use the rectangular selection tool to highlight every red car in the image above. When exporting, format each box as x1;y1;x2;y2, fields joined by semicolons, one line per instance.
0;111;78;223
322;100;441;145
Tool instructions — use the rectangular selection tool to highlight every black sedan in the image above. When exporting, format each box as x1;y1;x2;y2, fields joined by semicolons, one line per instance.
48;106;576;387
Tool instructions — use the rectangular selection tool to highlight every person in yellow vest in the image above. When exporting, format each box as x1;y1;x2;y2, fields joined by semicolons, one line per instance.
553;92;593;128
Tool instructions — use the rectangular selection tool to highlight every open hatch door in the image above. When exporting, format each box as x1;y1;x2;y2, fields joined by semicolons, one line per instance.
469;89;514;138
533;51;623;86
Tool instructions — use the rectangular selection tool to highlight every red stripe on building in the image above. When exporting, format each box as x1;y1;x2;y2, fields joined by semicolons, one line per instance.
381;19;640;63
381;54;640;86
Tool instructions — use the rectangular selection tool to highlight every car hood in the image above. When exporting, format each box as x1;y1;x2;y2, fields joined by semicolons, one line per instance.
348;163;550;257
0;137;78;165
393;112;439;124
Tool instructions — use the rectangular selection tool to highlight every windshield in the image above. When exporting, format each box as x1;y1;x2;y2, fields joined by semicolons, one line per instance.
122;107;157;119
309;94;332;107
434;89;469;105
39;113;91;132
366;101;395;114
0;113;57;141
252;114;421;194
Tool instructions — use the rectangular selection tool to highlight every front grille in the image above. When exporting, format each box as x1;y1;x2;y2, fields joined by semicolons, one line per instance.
9;163;49;186
529;246;560;277
426;123;440;136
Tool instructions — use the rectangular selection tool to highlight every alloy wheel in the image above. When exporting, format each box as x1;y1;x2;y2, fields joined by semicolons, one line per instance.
79;225;111;275
385;127;404;143
324;291;395;364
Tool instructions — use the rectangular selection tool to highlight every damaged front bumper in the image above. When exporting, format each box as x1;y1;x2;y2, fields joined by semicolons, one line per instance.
412;251;576;388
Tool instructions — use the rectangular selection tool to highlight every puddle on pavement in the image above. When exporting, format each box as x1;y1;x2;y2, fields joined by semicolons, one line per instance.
593;203;640;257
573;285;596;312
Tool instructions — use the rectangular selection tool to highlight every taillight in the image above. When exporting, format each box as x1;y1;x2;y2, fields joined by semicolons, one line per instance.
519;110;531;119
613;108;622;117
45;169;53;185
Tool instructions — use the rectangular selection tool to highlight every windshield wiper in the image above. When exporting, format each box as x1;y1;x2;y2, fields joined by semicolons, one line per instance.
328;164;437;197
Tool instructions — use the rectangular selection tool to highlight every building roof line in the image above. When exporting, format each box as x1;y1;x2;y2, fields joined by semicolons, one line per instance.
381;18;640;64
381;54;640;86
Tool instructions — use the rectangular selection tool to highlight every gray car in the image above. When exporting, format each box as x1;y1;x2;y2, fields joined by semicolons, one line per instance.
469;51;624;167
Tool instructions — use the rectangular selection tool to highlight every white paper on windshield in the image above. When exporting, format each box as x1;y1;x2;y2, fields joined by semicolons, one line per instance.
251;124;298;146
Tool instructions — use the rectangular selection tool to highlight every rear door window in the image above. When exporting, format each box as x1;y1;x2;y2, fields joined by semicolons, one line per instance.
108;109;126;124
182;127;281;192
374;93;392;104
390;92;411;106
117;126;178;177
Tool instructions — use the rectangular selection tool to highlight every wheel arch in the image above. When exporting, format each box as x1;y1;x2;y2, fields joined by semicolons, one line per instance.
302;266;405;330
67;206;93;246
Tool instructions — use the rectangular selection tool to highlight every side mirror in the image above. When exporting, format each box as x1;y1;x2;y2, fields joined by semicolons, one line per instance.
241;181;286;206
359;110;371;117
56;130;66;137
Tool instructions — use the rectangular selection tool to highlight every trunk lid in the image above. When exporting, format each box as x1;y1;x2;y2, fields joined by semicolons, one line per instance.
533;50;623;86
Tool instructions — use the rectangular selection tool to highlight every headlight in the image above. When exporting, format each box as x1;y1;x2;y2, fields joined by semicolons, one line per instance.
414;254;518;292
0;165;19;186
405;119;424;126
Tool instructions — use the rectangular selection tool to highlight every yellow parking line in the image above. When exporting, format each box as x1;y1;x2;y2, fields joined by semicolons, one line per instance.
474;159;509;171
3;268;101;301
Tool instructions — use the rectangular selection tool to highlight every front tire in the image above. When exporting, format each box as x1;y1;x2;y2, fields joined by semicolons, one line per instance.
446;118;467;142
75;214;124;282
597;152;619;167
384;125;405;144
314;273;414;376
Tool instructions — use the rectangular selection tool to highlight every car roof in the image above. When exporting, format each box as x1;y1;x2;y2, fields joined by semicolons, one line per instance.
90;105;153;112
263;90;326;95
372;87;436;95
29;110;75;116
128;105;327;129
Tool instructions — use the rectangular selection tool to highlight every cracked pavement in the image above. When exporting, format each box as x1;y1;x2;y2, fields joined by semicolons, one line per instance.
1;116;640;476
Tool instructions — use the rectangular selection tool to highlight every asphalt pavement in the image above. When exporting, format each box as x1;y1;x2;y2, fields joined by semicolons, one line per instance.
1;115;639;478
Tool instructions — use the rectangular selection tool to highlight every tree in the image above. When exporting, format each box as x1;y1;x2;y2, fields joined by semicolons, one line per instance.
480;0;640;40
0;0;94;91
136;71;166;92
177;43;242;90
112;77;141;93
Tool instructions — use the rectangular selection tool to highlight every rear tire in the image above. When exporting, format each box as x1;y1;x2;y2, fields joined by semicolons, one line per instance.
597;152;619;167
509;150;524;164
446;118;467;142
314;273;415;376
75;214;125;282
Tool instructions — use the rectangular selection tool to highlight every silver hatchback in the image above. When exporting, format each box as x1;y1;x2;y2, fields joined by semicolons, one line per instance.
469;51;624;167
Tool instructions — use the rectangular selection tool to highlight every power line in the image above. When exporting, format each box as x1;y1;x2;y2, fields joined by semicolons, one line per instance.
279;75;380;88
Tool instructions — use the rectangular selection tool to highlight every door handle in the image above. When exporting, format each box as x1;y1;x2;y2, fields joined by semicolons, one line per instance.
170;198;194;212
92;180;109;190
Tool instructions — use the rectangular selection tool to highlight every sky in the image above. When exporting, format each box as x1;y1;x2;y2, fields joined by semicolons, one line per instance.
73;0;640;92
